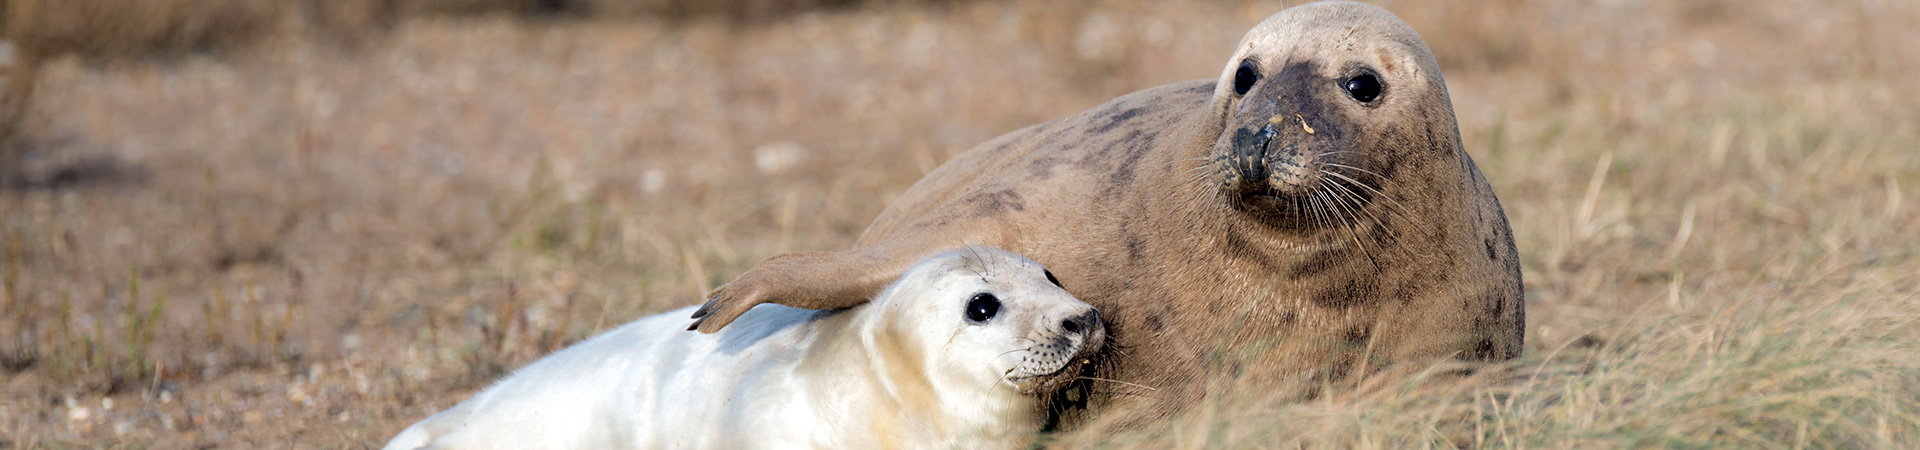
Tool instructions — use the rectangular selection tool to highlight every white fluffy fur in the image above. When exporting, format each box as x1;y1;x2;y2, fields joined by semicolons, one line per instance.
383;247;1103;450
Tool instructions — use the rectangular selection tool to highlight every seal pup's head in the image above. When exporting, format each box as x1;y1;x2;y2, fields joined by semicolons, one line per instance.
1204;1;1460;229
865;246;1107;398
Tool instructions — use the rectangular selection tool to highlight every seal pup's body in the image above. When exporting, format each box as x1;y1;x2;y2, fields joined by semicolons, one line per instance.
384;247;1104;450
690;0;1524;426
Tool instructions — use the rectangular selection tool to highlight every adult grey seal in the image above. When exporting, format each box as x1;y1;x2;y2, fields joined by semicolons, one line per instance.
691;0;1522;424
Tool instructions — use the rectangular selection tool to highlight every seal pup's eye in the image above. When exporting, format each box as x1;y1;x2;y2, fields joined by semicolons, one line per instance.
965;293;1001;323
1044;270;1063;288
1343;73;1382;103
1233;60;1260;96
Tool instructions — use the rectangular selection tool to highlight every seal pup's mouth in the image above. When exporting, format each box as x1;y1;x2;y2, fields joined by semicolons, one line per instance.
1007;358;1096;395
1006;311;1107;395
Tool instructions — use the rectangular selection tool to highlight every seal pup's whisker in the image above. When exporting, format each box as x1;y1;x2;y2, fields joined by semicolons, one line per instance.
1073;376;1159;392
992;337;1041;360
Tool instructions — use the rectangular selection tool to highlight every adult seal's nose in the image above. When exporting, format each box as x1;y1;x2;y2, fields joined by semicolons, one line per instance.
1227;123;1279;183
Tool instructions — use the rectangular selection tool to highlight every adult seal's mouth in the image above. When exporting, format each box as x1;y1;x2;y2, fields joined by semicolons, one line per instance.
1222;123;1325;210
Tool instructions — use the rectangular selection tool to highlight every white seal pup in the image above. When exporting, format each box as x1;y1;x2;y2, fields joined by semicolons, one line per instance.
383;247;1106;450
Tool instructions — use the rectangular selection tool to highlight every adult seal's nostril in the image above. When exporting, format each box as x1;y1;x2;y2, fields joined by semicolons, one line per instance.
1229;123;1280;182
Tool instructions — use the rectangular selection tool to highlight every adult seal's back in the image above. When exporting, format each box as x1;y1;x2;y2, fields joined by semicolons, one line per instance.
692;0;1522;423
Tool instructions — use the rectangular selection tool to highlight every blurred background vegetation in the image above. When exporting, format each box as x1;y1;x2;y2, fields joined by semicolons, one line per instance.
0;0;970;160
0;0;922;119
0;0;972;58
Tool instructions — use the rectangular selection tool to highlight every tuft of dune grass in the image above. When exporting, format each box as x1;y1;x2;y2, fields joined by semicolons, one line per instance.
1064;274;1920;449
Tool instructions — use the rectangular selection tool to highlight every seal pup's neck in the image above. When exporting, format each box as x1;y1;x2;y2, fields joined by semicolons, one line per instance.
792;255;1039;448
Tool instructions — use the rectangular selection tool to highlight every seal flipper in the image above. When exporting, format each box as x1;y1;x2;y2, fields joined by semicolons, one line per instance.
690;242;945;333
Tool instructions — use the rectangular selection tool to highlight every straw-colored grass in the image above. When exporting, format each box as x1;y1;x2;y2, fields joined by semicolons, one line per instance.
1069;274;1920;448
0;0;1915;448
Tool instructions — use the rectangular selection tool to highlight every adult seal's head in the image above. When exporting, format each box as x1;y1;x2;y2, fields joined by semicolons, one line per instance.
1157;0;1520;370
1206;2;1462;230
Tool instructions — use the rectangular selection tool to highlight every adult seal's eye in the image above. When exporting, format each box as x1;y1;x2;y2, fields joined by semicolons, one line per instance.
1344;73;1382;103
965;293;1001;323
1233;60;1260;96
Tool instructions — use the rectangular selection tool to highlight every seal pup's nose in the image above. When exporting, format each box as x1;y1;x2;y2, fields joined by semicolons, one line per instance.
1060;310;1100;337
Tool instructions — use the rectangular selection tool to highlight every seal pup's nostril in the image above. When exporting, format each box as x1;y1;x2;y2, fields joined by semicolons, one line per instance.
1061;310;1100;336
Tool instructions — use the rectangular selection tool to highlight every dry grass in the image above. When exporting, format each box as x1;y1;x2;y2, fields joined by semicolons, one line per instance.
1073;275;1920;448
0;0;975;63
1;0;1917;448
